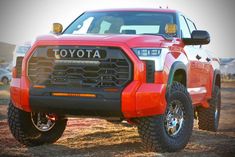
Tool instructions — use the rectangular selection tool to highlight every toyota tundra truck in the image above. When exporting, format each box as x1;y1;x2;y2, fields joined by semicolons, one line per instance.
8;8;221;152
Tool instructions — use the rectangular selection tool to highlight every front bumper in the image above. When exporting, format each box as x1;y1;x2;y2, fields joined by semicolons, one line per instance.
11;77;166;118
10;40;167;118
28;83;166;118
29;87;122;117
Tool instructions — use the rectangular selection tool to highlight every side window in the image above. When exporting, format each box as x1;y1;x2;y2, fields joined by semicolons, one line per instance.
179;16;191;38
186;19;197;33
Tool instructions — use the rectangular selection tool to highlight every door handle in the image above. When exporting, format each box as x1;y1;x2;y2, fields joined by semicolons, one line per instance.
206;57;211;62
196;54;202;60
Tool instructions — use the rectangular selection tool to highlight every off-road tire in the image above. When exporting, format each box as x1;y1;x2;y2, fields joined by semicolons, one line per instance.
137;82;194;152
8;102;67;146
198;86;221;132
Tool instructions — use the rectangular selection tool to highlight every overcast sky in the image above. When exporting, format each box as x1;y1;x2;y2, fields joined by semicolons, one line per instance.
0;0;234;57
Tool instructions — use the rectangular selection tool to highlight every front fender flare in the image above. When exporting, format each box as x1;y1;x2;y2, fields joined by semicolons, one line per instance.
167;61;187;87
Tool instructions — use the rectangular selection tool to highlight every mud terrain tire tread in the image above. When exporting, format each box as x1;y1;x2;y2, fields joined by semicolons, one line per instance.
137;82;194;152
198;86;221;132
8;102;67;146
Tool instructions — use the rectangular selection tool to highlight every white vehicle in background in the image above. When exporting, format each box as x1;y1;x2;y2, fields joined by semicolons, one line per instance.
0;68;12;84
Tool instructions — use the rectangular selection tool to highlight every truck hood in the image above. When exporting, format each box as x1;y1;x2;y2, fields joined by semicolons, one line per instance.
35;34;169;48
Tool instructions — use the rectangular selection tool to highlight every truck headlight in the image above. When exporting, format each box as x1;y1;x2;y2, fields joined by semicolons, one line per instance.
132;48;169;71
132;48;162;57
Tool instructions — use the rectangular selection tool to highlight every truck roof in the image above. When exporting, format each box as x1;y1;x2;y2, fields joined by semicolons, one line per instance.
87;8;178;13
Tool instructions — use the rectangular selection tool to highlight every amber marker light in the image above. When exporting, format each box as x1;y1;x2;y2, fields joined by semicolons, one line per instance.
165;23;177;34
52;93;96;98
104;88;119;92
53;23;63;34
79;94;97;98
33;85;46;89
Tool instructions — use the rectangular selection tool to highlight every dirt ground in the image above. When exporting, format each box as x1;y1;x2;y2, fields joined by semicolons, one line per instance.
0;82;235;157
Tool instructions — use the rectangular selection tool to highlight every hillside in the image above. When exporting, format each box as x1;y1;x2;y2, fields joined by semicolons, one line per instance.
220;58;235;75
0;42;15;63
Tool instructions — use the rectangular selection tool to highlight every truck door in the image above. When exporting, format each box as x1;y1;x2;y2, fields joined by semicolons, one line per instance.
179;15;208;104
186;18;212;94
179;15;202;88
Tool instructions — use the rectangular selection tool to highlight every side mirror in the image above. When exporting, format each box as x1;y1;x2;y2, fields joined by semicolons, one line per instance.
183;30;210;45
52;23;63;34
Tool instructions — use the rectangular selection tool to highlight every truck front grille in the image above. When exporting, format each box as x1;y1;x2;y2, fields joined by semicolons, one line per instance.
28;46;132;88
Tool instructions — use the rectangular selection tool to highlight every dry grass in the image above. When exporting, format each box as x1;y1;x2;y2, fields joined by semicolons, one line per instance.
0;90;9;99
222;79;235;83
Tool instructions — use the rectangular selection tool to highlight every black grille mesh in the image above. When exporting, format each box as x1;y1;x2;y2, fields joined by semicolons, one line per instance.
28;46;132;88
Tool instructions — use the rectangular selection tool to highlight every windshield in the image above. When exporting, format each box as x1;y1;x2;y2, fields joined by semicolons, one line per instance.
64;11;176;36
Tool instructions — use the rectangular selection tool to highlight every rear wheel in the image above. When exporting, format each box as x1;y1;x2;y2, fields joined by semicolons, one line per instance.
8;102;67;146
137;82;194;152
198;86;221;131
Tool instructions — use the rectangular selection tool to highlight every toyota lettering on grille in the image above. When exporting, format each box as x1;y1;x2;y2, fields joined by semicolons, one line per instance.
52;49;104;59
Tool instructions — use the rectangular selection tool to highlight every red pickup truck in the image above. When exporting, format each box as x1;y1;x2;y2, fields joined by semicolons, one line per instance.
8;8;221;152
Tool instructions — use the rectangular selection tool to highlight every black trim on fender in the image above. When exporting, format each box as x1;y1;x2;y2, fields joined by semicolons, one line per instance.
167;61;187;87
212;69;221;90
